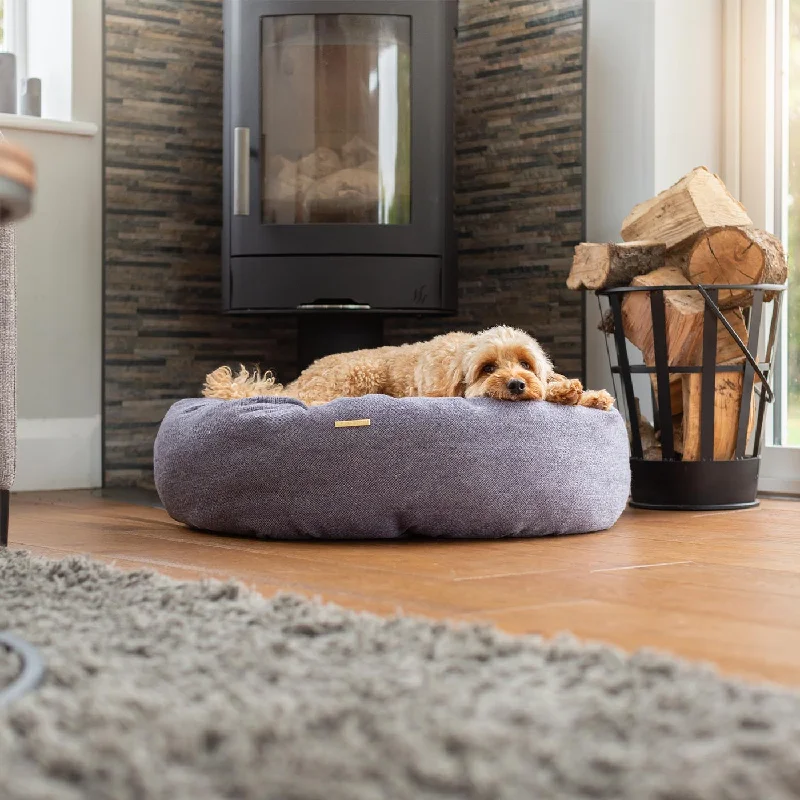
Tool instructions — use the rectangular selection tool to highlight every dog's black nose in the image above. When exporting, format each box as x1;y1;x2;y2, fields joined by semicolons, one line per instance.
508;379;526;395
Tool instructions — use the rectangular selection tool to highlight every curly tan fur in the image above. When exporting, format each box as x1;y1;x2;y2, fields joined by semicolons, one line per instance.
578;390;616;411
202;326;615;411
202;365;282;401
545;374;583;406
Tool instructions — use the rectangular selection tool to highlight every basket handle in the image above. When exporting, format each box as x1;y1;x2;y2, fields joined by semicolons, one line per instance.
695;285;774;402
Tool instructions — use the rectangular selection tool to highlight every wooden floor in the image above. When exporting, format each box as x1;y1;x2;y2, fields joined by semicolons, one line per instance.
8;490;800;688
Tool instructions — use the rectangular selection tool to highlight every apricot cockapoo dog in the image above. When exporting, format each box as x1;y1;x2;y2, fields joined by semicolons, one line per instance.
202;325;614;411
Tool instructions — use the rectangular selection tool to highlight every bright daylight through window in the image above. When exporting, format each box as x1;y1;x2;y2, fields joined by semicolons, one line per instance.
789;0;800;443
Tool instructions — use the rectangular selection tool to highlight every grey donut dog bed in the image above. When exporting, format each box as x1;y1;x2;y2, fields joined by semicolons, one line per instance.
154;395;630;539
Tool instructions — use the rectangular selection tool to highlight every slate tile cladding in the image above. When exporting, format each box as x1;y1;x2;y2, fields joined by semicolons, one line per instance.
386;0;584;368
103;0;584;487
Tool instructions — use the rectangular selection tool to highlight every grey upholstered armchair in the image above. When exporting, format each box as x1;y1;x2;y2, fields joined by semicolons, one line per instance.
0;224;16;546
0;140;36;547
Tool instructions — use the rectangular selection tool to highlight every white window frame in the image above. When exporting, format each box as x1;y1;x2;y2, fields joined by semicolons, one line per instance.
727;0;800;494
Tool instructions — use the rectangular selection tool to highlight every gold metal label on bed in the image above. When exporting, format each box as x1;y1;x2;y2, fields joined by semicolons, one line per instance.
334;419;371;428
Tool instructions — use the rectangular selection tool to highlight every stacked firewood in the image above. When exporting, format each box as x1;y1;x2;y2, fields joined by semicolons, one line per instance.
567;166;788;462
266;137;380;222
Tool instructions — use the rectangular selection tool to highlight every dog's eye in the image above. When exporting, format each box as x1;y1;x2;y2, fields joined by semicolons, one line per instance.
482;363;497;375
520;360;532;370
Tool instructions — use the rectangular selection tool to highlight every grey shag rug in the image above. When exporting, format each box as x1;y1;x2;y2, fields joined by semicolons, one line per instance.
0;639;21;691
2;551;800;800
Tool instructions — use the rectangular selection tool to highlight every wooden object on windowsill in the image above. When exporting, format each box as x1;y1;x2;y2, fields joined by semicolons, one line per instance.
0;140;35;191
0;139;36;222
621;166;752;250
566;241;667;290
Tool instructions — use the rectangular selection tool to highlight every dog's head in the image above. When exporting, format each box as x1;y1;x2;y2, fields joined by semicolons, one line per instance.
458;326;552;401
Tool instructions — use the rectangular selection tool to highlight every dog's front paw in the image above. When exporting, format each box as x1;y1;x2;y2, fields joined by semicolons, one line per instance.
579;390;615;411
545;378;583;406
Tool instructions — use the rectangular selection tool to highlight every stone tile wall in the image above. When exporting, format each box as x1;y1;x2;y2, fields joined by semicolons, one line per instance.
104;0;584;487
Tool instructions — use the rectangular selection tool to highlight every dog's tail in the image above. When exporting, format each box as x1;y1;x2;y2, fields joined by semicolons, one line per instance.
202;365;284;400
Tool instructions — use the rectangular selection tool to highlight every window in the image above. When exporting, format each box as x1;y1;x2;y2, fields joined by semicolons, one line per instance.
2;0;26;91
784;0;800;444
0;0;73;121
734;0;800;491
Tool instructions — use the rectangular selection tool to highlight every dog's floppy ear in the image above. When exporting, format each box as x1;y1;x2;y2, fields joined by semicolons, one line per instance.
415;337;468;397
441;358;466;397
439;336;475;397
530;343;554;386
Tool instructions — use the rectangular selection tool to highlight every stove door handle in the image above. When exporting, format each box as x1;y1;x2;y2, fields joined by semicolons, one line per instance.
233;127;250;216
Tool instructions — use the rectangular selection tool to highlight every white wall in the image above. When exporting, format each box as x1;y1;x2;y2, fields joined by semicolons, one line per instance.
654;1;723;190
585;0;724;416
6;1;102;491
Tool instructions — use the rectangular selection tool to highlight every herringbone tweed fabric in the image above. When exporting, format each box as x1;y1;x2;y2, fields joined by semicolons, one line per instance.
0;224;15;490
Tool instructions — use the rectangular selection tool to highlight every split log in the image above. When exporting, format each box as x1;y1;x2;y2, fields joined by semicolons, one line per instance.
303;168;380;222
598;308;615;334
266;159;313;204
264;157;314;221
644;445;663;461
671;417;684;455
654;416;684;455
630;398;659;451
341;135;378;169
680;308;754;461
626;399;661;460
681;372;754;461
644;406;684;460
567;241;666;290
267;155;295;180
646;373;683;454
650;374;683;417
297;146;342;180
621;167;752;250
621;266;705;366
695;308;750;365
680;226;787;308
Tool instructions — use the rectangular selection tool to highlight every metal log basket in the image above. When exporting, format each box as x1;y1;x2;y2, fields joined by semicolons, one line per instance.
597;283;786;511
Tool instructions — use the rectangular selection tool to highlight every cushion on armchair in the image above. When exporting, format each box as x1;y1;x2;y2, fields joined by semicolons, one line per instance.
154;395;630;539
0;225;15;492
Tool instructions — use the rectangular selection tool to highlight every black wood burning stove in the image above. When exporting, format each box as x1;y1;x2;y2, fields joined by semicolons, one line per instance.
222;0;458;364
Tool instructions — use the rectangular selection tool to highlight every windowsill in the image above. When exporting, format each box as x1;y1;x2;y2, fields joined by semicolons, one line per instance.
0;113;98;138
